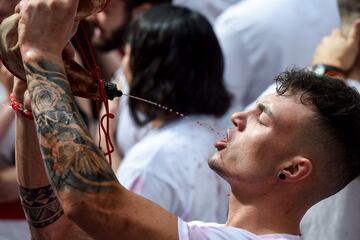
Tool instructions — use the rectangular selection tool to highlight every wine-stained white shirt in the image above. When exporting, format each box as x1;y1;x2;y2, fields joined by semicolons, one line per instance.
117;115;229;222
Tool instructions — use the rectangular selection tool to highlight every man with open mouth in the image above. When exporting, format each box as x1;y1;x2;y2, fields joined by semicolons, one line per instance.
11;0;360;239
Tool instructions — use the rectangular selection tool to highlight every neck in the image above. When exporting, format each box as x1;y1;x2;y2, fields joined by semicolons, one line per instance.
226;192;304;236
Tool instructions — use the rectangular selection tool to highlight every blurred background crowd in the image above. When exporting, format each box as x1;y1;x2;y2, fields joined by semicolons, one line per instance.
0;0;359;239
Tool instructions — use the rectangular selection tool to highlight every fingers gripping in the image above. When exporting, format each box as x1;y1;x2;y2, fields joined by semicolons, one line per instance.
17;0;80;57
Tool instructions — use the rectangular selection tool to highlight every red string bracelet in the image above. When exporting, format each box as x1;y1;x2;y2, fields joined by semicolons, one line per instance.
9;94;34;120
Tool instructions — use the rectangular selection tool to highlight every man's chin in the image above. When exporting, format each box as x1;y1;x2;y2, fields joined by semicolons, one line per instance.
208;152;225;176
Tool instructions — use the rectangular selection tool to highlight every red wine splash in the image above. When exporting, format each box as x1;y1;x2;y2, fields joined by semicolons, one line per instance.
123;93;224;138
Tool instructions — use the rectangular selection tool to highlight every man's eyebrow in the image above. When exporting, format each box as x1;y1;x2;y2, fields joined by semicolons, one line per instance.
257;102;274;118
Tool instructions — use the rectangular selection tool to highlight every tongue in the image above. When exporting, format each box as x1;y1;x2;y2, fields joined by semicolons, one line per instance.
214;140;227;151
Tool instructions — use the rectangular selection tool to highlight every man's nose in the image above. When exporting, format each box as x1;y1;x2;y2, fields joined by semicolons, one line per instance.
231;111;247;131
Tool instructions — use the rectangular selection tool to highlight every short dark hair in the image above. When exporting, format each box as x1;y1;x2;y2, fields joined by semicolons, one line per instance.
275;69;360;194
126;5;231;126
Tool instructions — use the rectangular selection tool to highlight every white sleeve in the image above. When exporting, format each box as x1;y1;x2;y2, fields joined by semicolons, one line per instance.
178;218;251;240
178;218;217;240
245;83;277;110
346;79;360;93
214;13;253;107
118;169;183;215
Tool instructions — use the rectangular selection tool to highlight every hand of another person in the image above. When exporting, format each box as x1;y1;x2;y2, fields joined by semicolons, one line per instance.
312;19;360;73
16;0;79;60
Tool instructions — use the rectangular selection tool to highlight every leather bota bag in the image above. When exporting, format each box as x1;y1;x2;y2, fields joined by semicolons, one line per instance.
0;0;110;99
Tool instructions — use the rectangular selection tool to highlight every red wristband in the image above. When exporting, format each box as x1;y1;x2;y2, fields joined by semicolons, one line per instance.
9;94;34;120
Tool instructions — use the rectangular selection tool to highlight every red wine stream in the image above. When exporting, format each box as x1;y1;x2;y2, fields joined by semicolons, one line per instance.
123;93;225;138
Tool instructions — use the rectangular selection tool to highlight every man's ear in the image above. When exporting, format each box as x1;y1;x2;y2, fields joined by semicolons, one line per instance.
132;3;152;17
279;156;313;182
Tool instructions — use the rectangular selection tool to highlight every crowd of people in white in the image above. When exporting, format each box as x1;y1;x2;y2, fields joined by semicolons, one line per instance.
0;0;359;239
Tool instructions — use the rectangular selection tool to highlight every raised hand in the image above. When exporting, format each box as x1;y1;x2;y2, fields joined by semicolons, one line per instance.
312;19;360;74
17;0;79;60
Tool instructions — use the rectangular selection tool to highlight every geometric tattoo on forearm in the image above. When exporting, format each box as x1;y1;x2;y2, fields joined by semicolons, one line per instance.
18;185;64;228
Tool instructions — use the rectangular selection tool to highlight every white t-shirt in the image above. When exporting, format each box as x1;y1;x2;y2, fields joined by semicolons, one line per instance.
116;115;229;223
347;79;360;91
173;0;241;24
178;219;302;240
113;70;150;156
301;179;360;240
214;0;340;128
0;220;29;240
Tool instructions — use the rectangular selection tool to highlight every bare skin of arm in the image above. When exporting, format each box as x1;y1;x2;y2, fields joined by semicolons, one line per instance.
17;1;178;239
23;44;178;240
0;167;19;203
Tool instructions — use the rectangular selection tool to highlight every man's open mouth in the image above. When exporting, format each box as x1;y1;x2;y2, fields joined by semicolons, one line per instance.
214;130;229;151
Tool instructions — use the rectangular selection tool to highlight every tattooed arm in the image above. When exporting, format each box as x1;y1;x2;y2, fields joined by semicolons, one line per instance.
17;0;178;239
22;46;178;240
13;79;91;239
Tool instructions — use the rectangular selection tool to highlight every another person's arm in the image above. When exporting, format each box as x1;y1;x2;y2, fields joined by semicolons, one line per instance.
311;19;360;79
